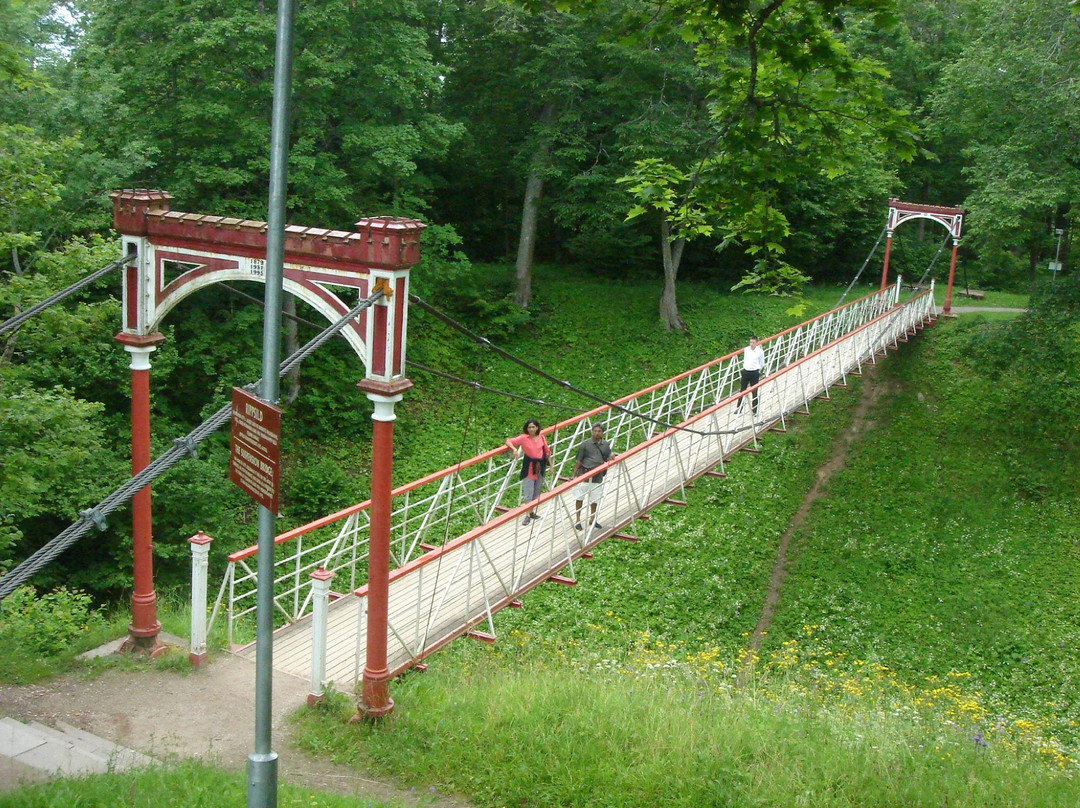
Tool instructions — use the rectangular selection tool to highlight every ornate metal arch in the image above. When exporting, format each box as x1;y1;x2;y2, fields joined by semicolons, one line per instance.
887;198;964;241
111;189;425;383
880;198;965;316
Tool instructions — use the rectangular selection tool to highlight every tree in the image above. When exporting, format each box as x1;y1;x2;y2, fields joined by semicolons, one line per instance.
844;0;974;208
434;0;709;308
619;160;713;331
436;1;608;307
930;0;1080;288
621;0;917;329
0;124;65;277
69;0;462;227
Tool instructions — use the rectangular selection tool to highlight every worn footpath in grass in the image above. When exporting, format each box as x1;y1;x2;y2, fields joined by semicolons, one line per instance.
762;318;1080;752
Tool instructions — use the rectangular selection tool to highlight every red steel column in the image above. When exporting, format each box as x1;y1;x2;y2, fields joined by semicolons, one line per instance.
116;332;167;656
879;232;894;290
942;240;960;317
355;380;411;718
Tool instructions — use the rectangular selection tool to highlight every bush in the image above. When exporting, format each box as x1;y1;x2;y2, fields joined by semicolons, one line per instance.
0;585;103;657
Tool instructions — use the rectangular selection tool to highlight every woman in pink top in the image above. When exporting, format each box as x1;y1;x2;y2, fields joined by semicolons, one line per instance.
505;419;551;525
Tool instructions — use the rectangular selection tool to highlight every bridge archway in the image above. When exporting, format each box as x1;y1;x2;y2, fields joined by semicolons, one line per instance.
149;263;371;362
109;189;424;706
112;189;424;371
879;198;964;316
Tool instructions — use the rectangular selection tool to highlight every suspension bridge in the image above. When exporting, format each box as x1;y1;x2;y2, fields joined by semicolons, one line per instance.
0;191;961;716
201;281;935;706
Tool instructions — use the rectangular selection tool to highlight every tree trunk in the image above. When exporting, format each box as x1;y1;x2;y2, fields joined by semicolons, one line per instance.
1028;242;1038;293
513;103;556;308
2;246;24;365
514;171;544;308
283;295;301;405
659;219;687;332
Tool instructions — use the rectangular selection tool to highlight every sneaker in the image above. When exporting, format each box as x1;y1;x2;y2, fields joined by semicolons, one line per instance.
530;513;541;521
593;522;604;530
522;515;531;526
575;522;583;531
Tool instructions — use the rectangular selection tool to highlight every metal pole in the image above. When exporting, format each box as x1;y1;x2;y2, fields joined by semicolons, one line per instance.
942;240;959;317
248;0;296;805
879;232;894;290
358;393;402;718
116;333;166;656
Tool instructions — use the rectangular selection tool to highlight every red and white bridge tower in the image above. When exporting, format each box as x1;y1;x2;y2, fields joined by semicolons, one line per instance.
879;199;964;316
111;189;422;714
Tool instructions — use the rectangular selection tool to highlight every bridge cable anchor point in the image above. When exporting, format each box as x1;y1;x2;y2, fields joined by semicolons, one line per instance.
173;435;199;458
371;277;394;298
80;507;108;531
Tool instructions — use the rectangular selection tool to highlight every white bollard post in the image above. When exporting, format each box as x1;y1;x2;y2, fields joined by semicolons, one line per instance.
308;567;334;706
188;531;214;666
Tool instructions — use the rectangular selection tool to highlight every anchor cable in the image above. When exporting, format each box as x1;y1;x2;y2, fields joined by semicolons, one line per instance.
0;254;134;338
0;289;386;599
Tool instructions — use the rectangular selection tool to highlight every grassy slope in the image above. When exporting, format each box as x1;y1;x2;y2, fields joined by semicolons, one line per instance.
9;269;1075;806
765;317;1080;748
286;270;1077;804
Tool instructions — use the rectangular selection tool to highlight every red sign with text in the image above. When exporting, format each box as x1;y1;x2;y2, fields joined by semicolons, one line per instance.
228;388;282;513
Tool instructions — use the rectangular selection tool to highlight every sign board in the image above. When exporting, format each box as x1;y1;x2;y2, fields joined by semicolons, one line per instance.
228;388;282;513
1048;261;1062;273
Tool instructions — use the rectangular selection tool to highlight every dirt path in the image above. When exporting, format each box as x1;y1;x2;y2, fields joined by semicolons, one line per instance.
0;651;469;806
741;363;894;669
947;306;1025;314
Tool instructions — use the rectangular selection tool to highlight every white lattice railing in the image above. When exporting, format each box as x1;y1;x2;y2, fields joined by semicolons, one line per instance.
203;282;924;655
333;285;933;685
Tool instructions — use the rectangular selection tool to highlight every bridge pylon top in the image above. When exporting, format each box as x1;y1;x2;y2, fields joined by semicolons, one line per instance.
110;189;425;269
110;189;425;382
886;197;964;241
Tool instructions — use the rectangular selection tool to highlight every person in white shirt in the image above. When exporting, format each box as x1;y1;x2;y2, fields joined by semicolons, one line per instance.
737;336;765;414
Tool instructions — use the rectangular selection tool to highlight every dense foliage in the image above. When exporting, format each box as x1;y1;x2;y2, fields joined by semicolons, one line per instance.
0;0;1075;695
0;3;1076;802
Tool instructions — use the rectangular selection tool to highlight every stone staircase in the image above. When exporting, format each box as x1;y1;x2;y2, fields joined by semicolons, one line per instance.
0;717;156;783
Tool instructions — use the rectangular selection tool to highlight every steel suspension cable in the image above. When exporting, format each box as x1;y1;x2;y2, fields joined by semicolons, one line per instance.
409;295;767;440
218;283;581;414
406;360;587;414
0;254;134;338
904;232;952;302
834;226;887;309
0;289;385;600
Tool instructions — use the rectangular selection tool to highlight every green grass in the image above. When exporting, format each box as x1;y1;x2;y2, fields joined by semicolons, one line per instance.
932;286;1029;309
760;319;1080;749
0;760;397;807
4;269;1075;806
291;659;1080;808
286;292;1079;805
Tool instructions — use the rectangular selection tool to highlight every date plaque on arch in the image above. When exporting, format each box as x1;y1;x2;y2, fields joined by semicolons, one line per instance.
228;387;282;513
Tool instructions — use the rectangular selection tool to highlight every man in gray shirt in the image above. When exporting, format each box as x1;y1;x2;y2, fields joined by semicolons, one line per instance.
572;423;616;531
